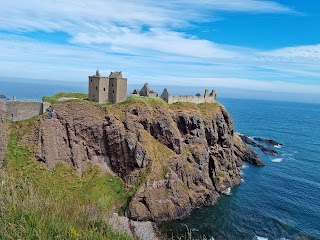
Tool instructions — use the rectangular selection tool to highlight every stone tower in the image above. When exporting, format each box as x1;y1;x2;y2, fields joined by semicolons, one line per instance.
108;71;128;104
88;70;127;104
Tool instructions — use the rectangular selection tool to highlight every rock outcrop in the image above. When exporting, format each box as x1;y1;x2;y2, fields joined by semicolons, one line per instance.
253;137;282;147
17;100;263;222
240;135;278;155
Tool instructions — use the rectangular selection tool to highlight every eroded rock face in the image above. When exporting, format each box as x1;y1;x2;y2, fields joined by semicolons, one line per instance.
32;101;263;222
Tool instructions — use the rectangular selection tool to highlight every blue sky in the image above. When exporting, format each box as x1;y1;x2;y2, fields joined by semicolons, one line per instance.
0;0;319;96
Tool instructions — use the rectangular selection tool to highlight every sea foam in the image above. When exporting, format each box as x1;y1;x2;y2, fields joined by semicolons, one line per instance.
222;187;232;195
274;144;282;149
271;158;283;163
255;236;268;240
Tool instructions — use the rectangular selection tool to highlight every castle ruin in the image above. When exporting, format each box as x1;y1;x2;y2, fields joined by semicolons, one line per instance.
0;97;50;122
131;83;159;98
160;88;216;104
88;70;127;104
88;70;216;105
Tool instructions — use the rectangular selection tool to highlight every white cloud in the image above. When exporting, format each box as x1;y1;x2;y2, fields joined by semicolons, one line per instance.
0;0;319;98
71;28;238;58
0;0;296;32
0;0;297;60
171;0;296;13
262;44;320;61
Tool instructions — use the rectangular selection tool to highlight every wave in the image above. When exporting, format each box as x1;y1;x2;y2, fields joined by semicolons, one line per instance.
280;152;297;162
274;144;282;149
222;187;232;195
271;158;283;163
254;236;268;240
241;163;249;169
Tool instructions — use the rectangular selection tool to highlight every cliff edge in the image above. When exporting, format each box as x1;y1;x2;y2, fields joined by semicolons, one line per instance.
12;98;263;222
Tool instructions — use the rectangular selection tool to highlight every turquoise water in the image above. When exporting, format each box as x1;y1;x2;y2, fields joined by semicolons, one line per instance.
1;80;319;239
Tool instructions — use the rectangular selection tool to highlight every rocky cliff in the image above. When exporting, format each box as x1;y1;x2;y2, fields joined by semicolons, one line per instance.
17;99;263;222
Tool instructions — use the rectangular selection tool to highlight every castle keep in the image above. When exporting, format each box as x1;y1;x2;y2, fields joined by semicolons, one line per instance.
89;70;127;104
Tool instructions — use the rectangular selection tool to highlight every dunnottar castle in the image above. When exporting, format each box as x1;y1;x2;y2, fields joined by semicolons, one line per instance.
89;70;216;104
0;70;216;121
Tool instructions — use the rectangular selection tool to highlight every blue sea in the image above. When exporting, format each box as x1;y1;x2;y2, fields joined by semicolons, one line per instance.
1;80;319;239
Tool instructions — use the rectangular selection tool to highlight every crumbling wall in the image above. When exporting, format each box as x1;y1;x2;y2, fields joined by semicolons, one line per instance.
161;89;216;104
0;101;50;121
167;95;215;104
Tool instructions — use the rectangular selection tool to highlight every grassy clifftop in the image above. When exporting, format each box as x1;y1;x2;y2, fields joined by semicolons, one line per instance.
1;116;131;240
42;92;88;104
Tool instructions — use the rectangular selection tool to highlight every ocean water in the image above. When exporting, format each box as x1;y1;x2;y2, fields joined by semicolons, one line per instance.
1;80;319;239
161;99;320;240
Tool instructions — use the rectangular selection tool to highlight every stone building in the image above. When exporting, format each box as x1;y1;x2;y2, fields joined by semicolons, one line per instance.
131;83;158;98
88;70;128;104
160;88;216;104
0;97;50;121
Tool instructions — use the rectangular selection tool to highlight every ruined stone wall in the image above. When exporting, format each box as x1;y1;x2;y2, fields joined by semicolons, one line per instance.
148;92;158;98
0;101;49;122
160;88;216;104
166;95;216;104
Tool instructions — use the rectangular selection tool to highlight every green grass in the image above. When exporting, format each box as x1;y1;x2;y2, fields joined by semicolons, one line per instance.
0;171;131;240
120;95;166;106
1;122;132;240
42;92;88;104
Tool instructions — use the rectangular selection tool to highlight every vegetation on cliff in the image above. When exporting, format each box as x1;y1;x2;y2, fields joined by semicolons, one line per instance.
1;116;131;239
42;92;88;104
0;94;263;238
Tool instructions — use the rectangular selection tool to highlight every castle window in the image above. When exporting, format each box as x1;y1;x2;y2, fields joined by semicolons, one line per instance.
91;79;92;82
113;91;115;93
96;86;97;90
104;88;106;91
93;95;94;98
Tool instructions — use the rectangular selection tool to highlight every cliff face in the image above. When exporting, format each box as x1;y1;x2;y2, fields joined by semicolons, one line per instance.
28;100;263;222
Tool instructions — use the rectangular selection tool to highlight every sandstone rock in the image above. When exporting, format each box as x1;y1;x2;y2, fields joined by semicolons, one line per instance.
108;213;159;240
23;101;263;222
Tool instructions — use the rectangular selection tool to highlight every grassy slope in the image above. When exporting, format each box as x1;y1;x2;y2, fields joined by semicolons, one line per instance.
42;92;88;104
1;116;131;240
